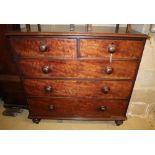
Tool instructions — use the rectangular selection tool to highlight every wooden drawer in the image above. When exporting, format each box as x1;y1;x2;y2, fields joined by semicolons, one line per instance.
18;60;138;79
10;38;76;58
28;98;128;118
80;39;145;58
23;80;132;99
18;60;77;78
77;60;138;79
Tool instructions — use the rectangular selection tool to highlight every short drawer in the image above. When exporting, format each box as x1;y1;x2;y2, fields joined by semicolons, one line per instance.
23;80;132;99
18;60;138;79
80;39;145;58
28;98;128;118
10;38;76;58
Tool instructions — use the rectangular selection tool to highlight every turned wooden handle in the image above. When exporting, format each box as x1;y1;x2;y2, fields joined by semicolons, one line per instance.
108;44;116;53
48;105;54;111
39;44;48;52
44;86;53;93
105;66;113;74
101;86;110;94
42;66;50;74
100;106;107;111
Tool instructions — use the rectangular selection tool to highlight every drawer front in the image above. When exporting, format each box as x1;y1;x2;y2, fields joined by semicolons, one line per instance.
18;60;77;78
77;60;138;79
28;98;128;118
18;60;138;79
23;80;132;99
10;38;76;58
80;39;144;58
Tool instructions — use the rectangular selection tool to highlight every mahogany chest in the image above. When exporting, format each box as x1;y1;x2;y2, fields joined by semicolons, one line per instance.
5;25;147;125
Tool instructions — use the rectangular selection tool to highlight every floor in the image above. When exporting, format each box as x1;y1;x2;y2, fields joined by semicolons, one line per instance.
0;103;155;130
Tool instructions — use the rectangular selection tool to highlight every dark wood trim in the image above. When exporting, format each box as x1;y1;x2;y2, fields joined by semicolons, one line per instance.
6;32;148;39
0;75;21;81
28;115;126;121
15;57;140;61
14;56;141;61
7;35;148;42
20;77;134;81
76;38;80;58
38;24;41;32
27;96;128;100
26;24;31;32
115;24;119;33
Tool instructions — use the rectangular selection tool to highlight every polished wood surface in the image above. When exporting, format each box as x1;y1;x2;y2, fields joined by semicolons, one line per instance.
10;38;76;58
18;60;138;79
0;24;27;111
6;25;148;39
28;98;128;118
23;79;132;99
80;39;145;58
0;25;17;74
18;60;77;78
5;25;148;124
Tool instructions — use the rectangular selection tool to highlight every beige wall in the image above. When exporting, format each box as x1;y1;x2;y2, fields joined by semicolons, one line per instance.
127;34;155;120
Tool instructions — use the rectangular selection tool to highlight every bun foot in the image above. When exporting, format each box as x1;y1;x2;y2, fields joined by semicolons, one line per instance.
115;120;124;126
32;118;41;124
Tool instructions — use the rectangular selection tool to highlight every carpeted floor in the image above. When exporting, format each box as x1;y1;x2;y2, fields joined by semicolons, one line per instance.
0;101;155;130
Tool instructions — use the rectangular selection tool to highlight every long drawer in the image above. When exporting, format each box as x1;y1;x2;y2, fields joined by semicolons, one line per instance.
28;98;128;118
10;38;77;58
23;79;132;99
80;39;145;58
18;60;138;79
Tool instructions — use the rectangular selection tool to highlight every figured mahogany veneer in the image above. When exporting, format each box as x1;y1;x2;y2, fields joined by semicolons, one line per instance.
28;98;128;119
18;60;138;79
6;29;147;124
23;79;132;99
10;38;76;58
80;39;145;58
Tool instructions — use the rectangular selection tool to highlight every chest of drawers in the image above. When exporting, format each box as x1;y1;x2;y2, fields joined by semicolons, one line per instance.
6;27;147;125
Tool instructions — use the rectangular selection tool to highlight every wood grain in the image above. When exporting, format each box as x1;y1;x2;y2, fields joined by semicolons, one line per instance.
77;60;138;79
10;38;77;58
6;31;148;39
18;60;77;78
28;98;128;118
23;79;132;99
18;60;138;79
80;39;145;58
5;27;148;123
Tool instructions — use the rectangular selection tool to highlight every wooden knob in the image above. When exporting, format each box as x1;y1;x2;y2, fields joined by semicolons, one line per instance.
39;44;47;52
100;106;107;111
108;44;116;53
42;66;49;74
44;86;53;93
101;86;110;94
48;105;54;111
105;66;113;74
